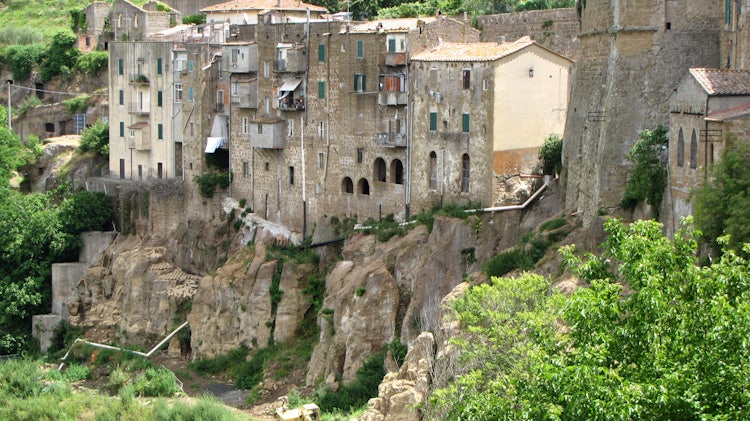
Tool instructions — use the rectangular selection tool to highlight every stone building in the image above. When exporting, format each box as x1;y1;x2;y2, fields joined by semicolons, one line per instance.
111;0;180;42
75;2;113;52
562;0;722;223
201;0;328;25
409;37;571;211
665;68;750;235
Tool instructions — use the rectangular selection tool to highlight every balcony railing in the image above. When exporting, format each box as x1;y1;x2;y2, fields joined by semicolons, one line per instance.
382;52;406;66
129;73;150;85
377;91;407;106
128;102;150;114
376;132;407;148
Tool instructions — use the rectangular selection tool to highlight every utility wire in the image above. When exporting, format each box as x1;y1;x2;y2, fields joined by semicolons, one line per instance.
9;83;108;97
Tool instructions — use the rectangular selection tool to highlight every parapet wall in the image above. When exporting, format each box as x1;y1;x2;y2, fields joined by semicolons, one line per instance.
477;9;580;58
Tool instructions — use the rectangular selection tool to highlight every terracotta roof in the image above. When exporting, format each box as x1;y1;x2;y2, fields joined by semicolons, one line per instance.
346;17;436;33
706;101;750;121
690;68;750;95
411;36;535;62
201;0;327;13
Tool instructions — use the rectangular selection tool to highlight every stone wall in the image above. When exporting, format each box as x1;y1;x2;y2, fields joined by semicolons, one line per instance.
477;9;580;58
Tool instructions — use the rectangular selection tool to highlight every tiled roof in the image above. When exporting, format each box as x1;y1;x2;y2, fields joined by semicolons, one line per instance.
690;68;750;95
201;0;327;13
706;101;750;121
411;36;535;62
346;17;436;33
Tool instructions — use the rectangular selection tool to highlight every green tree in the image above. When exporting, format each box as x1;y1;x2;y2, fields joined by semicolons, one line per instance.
538;134;563;175
621;125;668;218
40;31;80;82
695;138;750;254
430;218;750;419
78;119;109;157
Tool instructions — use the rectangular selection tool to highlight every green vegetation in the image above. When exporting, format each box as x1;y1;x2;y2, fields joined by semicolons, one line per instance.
361;213;405;242
76;50;109;76
412;200;482;233
0;359;245;420
538;134;563;175
40;31;80;82
431;218;750;419
15;95;42;118
194;172;232;198
355;287;366;297
695;138;750;255
316;351;385;413
63;94;92;114
621;125;668;218
182;14;207;25
0;0;91;42
78;119;109;157
3;43;46;81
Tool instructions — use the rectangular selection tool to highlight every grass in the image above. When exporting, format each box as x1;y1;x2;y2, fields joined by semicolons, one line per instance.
0;0;91;43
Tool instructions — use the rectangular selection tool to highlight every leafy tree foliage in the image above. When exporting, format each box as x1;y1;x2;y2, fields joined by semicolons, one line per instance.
695;138;750;254
621;126;668;218
430;218;750;419
40;31;80;82
78;119;109;157
75;51;108;76
538;134;563;175
3;44;46;81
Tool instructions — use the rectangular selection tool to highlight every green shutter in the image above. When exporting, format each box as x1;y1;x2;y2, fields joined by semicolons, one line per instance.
318;81;325;99
362;74;366;92
157;91;162;107
429;112;437;131
118;59;123;75
357;40;363;58
188;60;194;72
157;58;162;75
462;113;470;133
354;74;358;91
388;38;396;53
318;44;325;62
119;121;124;137
158;124;163;140
119;90;123;105
188;87;193;101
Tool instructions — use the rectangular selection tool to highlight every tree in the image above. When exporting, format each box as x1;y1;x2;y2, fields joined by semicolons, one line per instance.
621;126;668;218
40;31;80;82
78;119;109;157
538;134;563;175
695;138;750;254
429;218;750;419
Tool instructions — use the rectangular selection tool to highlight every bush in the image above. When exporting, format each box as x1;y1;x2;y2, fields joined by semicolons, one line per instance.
482;248;533;277
40;31;80;82
538;134;563;175
621;126;668;217
317;352;385;412
0;359;42;400
15;95;42;117
62;363;90;382
57;189;113;234
182;14;207;25
3;43;45;80
194;172;232;198
106;367;130;394
355;287;366;297
76;51;108;76
78;119;109;157
133;367;180;397
0;27;44;46
388;340;407;367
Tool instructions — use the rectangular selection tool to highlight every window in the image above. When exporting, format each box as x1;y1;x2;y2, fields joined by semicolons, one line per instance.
429;112;438;132
726;0;732;24
188;60;194;72
357;148;363;164
134;15;139;28
138;165;142;179
189;121;194;136
118;59;123;75
390;159;404;184
258;124;263;134
318;121;325;139
157;162;163;179
690;129;698;169
243;117;249;135
318;80;325;99
677;127;684;167
243;161;249;178
461;154;470;193
342;177;353;194
119;121;124;137
188;87;193;102
318;44;325;62
157;58;162;75
174;83;182;102
157;124;163;140
429;151;437;190
354;74;366;92
429;68;438;89
358;178;370;195
231;48;239;65
130;129;135;137
374;158;386;182
117;14;122;28
356;40;364;58
119;90;124;105
388;38;396;53
483;79;489;91
462;113;470;133
287;119;294;137
216;90;224;112
265;162;270;171
318;152;325;168
462;69;471;90
289;167;294;185
264;60;270;78
157;90;162;107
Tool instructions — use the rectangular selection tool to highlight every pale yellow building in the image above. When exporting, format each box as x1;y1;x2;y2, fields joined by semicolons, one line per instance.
201;0;328;25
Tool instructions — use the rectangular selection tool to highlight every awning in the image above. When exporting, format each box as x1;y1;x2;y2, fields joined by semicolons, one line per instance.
279;78;302;92
205;137;226;153
277;90;291;100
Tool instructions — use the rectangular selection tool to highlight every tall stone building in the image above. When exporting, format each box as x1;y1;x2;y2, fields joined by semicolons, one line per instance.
562;0;722;223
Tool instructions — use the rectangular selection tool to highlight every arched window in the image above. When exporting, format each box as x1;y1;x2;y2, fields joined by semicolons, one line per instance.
390;159;403;184
677;127;684;167
342;177;353;194
429;151;437;190
690;129;698;169
357;178;370;195
461;154;470;193
374;157;386;182
134;15;139;28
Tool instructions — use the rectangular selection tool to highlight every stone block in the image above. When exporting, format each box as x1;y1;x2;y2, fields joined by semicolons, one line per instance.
51;262;87;318
79;231;117;264
32;314;61;353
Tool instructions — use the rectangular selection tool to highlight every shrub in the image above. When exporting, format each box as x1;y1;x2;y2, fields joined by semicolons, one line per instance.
78;119;109;157
355;287;366;297
40;31;80;82
182;14;207;25
15;95;42;117
538;134;563;175
106;367;130;394
539;217;566;232
194;172;232;198
57;189;113;234
388;340;407;367
0;359;42;400
621;126;668;217
69;9;87;33
4;43;45;80
62;363;90;382
317;351;385;412
75;51;108;76
133;367;180;397
0;27;44;46
482;248;533;277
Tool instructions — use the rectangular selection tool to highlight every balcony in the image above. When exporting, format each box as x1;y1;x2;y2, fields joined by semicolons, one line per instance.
376;132;407;148
128;137;150;150
382;52;406;66
128;102;150;115
278;96;305;111
232;80;258;109
216;102;225;113
377;91;407;106
129;73;150;85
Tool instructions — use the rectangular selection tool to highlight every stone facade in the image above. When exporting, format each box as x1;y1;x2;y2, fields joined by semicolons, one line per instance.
111;0;179;42
477;8;580;59
562;0;722;223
